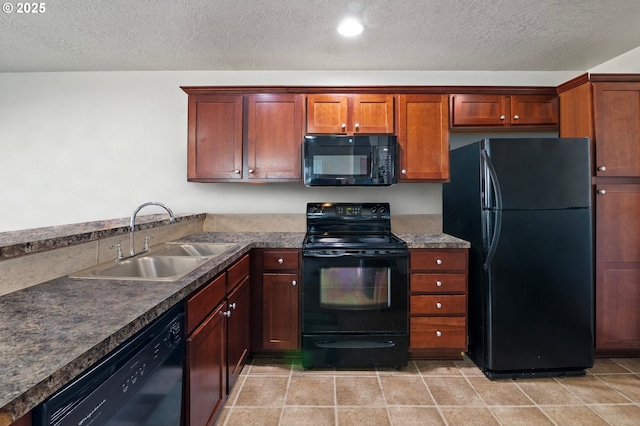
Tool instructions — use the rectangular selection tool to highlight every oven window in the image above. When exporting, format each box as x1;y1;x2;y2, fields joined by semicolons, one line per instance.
319;267;390;309
313;155;369;176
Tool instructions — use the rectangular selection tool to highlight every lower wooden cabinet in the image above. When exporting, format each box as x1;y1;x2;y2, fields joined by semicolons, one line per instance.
409;248;468;358
227;256;250;391
185;273;227;426
250;249;301;354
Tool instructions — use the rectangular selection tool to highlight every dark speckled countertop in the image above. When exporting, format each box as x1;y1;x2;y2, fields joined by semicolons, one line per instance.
0;231;468;424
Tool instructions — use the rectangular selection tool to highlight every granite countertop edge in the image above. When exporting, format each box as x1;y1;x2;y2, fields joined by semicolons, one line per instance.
0;231;468;424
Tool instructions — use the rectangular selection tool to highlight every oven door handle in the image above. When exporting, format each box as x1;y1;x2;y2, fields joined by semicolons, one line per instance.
303;250;407;258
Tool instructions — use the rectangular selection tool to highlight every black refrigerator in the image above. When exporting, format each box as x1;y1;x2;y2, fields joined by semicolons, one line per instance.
443;138;594;379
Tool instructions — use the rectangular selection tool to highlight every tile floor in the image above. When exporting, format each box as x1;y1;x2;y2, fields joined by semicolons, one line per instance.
215;356;640;425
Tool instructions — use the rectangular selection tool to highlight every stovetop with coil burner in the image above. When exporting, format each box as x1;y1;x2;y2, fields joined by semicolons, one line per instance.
303;202;407;251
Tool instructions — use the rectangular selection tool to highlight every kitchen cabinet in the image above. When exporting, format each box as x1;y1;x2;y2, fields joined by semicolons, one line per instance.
450;94;558;128
226;255;250;391
594;184;640;350
185;273;227;426
306;94;394;134
397;94;449;181
559;74;640;354
409;248;468;359
186;93;303;182
250;249;300;353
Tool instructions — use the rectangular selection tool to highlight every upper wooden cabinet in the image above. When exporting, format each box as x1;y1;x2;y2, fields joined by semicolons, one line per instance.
186;93;303;182
306;94;394;134
397;94;449;182
449;94;558;129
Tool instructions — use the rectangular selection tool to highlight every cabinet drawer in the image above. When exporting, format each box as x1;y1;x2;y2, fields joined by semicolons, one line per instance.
410;317;466;349
411;295;466;315
186;273;226;335
227;254;249;292
411;273;466;293
263;250;299;271
411;250;467;272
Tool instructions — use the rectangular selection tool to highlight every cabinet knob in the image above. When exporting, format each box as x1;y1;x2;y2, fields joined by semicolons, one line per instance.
230;302;237;310
436;280;443;287
341;123;346;130
499;115;506;120
234;169;241;174
435;330;442;337
513;114;520;120
223;310;231;318
401;169;407;175
598;189;606;195
598;166;607;172
436;259;443;265
292;280;297;286
436;302;443;309
278;258;284;264
354;123;360;130
249;169;254;174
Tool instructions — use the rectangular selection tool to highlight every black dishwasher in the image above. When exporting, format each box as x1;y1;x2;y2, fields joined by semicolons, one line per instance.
34;304;184;426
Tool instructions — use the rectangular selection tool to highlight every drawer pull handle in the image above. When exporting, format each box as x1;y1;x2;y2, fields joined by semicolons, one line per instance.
223;310;231;318
229;303;237;310
436;280;443;287
278;258;284;264
436;259;443;265
435;330;442;337
436;302;442;309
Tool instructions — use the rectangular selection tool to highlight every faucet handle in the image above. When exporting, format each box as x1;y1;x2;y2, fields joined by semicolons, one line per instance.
109;243;124;261
143;236;154;251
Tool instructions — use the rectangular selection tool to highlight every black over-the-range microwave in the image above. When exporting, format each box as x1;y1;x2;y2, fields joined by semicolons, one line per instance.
302;135;398;186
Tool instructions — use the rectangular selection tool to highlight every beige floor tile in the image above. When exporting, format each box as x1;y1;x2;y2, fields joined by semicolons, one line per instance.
516;378;584;405
560;375;631;404
248;358;293;375
597;374;640;403
335;376;385;406
379;376;435;405
439;407;500;426
589;357;636;374
280;406;336;425
467;376;533;406
415;359;464;376
336;407;391;425
490;406;554;425
218;407;283;426
591;404;640;426
423;376;485;406
285;376;335;406
387;406;445;425
377;360;421;376
234;376;289;406
613;358;640;373
540;405;610;426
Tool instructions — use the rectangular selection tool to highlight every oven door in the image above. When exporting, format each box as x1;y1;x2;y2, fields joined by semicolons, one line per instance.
302;251;408;335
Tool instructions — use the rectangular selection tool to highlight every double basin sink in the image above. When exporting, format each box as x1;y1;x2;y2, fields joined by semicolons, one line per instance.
71;242;238;282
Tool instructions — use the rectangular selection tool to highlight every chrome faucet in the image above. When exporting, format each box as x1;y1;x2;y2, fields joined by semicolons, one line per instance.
128;202;176;257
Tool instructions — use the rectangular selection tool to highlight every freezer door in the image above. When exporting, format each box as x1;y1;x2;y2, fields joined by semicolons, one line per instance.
482;138;592;210
484;208;594;372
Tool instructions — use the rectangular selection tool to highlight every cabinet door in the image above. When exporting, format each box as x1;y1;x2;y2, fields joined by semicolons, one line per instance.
186;301;227;426
510;95;558;125
397;94;449;181
352;94;394;134
450;94;507;126
227;277;250;391
246;94;304;180
262;273;299;350
593;83;640;176
306;94;348;134
595;184;640;350
187;95;243;181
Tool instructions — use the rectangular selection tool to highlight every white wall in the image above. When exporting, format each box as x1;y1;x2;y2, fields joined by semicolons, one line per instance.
0;69;616;232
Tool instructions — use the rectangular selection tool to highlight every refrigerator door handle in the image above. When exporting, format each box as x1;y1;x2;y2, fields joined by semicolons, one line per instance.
482;150;502;269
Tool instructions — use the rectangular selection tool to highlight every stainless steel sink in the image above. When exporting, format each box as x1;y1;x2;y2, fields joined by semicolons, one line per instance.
153;242;238;258
70;242;239;281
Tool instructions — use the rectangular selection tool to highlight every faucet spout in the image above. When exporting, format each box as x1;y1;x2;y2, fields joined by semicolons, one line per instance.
128;202;176;257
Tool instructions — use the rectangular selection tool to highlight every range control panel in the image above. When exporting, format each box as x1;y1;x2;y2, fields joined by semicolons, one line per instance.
306;203;390;219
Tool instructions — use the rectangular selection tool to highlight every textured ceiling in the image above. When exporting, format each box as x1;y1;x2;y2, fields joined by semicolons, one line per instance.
1;0;640;72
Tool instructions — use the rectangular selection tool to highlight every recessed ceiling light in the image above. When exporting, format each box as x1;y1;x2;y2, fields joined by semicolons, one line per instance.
337;18;363;37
